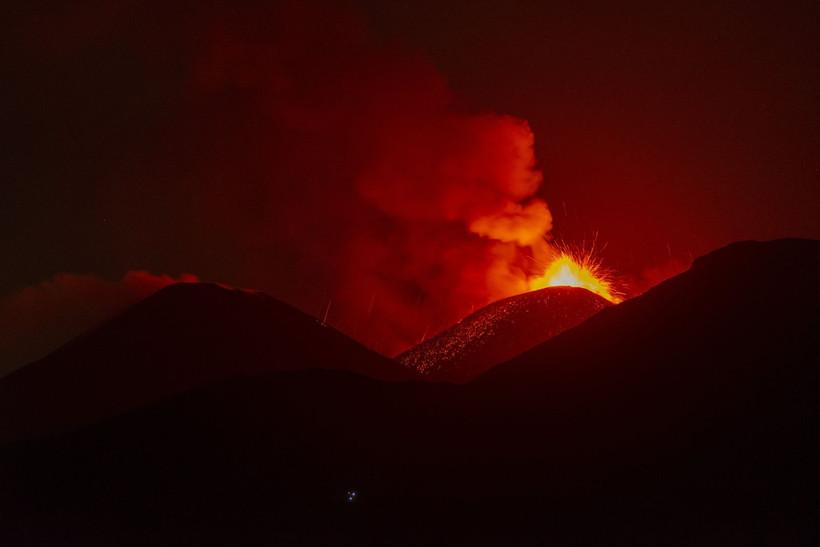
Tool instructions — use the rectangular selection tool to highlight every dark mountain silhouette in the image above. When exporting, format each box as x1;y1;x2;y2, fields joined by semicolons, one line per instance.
398;285;610;382
0;283;416;441
1;239;819;546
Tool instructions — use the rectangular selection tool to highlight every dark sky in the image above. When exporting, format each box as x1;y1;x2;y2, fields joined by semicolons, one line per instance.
367;1;820;268
3;0;819;358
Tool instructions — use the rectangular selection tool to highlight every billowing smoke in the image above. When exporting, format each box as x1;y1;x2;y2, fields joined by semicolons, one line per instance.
188;3;557;354
0;272;197;376
341;111;553;353
6;1;556;358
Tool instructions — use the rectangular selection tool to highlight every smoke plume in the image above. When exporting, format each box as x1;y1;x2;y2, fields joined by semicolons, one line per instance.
238;4;554;353
7;1;557;357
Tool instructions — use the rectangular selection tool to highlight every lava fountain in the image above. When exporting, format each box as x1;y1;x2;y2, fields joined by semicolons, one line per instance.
529;251;622;303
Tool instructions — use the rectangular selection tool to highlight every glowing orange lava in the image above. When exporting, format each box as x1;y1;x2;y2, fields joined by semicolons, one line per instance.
529;252;622;303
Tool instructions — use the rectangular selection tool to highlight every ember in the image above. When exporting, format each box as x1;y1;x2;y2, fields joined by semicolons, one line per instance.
529;251;621;303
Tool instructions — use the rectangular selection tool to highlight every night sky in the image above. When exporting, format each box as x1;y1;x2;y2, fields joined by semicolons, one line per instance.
3;1;819;365
369;0;820;270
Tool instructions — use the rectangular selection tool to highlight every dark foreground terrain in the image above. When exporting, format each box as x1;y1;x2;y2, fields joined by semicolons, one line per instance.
1;239;819;546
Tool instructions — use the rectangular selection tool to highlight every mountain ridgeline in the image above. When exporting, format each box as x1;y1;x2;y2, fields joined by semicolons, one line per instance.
1;239;819;545
0;283;416;441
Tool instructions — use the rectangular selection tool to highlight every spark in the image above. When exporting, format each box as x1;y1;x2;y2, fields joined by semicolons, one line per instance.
322;299;332;324
529;246;622;303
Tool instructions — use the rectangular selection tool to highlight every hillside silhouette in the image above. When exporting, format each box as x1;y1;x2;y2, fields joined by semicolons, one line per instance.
1;239;819;545
0;283;415;441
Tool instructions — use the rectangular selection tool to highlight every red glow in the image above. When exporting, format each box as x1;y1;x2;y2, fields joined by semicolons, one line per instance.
529;251;622;303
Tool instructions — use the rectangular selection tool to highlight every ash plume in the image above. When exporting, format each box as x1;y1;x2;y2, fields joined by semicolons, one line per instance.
6;1;557;356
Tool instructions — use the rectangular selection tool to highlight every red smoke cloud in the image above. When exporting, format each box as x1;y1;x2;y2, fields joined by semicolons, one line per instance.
175;5;557;354
0;271;196;375
9;2;559;357
343;100;553;352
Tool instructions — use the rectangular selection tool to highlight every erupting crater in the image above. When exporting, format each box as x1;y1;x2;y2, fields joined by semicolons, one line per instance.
529;251;622;303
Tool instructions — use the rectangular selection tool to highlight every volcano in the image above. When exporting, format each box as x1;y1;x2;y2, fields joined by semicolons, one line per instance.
398;286;610;382
1;239;819;545
0;283;416;441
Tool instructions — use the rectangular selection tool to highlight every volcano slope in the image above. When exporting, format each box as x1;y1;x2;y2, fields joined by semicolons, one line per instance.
398;286;610;382
0;283;415;441
2;239;819;546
